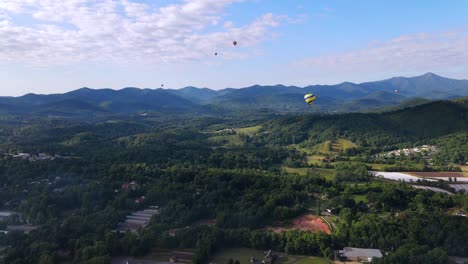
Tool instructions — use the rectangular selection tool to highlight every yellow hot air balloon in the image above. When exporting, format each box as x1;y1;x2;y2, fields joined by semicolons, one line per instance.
304;93;316;106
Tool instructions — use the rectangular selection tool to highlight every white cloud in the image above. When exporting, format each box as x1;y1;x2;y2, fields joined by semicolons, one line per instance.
0;0;281;64
296;31;468;76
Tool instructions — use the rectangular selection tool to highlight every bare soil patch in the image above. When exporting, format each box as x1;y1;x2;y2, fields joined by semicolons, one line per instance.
265;214;331;234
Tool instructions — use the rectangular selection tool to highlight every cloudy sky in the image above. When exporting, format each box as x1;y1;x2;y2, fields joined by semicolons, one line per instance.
1;0;468;96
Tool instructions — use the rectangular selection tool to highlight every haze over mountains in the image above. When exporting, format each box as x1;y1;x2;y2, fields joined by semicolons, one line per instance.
1;72;467;117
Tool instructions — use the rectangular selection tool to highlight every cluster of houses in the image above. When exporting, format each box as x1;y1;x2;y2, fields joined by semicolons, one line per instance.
10;152;72;161
0;211;37;235
115;206;159;234
374;145;439;158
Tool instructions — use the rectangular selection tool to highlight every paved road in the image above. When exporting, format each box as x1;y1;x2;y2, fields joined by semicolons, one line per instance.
111;257;173;264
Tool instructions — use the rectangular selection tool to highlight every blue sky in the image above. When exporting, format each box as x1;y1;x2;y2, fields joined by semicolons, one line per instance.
0;0;467;96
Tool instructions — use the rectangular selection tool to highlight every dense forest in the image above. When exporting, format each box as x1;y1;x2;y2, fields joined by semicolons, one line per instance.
0;99;467;264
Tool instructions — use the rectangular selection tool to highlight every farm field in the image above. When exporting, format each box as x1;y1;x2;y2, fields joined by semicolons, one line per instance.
265;214;331;234
212;248;333;264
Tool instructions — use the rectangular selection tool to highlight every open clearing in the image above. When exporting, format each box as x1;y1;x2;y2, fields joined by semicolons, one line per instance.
213;248;332;264
265;214;331;234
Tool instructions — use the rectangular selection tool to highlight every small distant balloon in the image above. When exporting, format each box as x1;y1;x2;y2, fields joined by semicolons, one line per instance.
233;41;237;46
161;84;164;87
304;93;317;106
394;89;399;93
215;52;218;56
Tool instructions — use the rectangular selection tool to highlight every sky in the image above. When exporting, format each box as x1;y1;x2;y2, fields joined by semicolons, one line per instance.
1;0;468;96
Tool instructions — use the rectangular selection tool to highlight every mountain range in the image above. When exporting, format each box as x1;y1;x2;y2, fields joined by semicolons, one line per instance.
1;72;467;117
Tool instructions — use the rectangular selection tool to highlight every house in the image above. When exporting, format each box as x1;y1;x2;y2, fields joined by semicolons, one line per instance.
337;247;382;262
456;210;466;217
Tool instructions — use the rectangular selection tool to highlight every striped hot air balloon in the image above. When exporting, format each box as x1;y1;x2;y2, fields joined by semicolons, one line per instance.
304;93;317;106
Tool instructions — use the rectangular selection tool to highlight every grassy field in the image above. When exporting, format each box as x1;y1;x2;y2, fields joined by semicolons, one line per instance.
363;163;390;170
212;248;332;264
351;194;368;203
306;155;325;165
283;167;309;175
235;125;262;135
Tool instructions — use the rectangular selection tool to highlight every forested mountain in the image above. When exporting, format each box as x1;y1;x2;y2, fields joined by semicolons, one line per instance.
260;98;468;152
0;73;467;117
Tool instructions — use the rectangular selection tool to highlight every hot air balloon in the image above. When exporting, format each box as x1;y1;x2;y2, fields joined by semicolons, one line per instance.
215;52;218;56
233;41;237;46
394;89;399;94
304;93;316;106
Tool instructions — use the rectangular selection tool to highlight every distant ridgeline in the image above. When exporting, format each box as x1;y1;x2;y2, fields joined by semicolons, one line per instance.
0;73;467;118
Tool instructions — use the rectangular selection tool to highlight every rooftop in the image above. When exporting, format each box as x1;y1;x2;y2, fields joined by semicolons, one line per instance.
341;247;383;258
